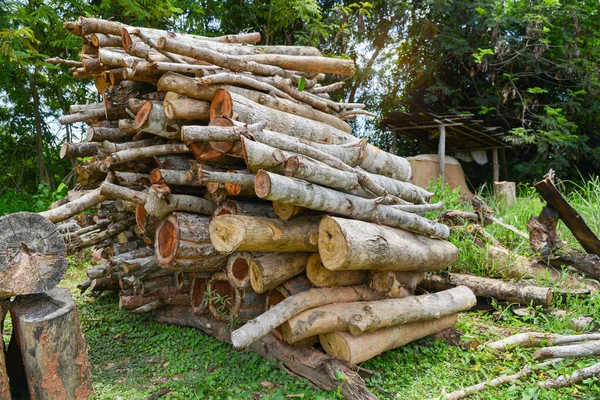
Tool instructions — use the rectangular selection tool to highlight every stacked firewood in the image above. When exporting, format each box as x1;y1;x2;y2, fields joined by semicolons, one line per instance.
42;17;478;398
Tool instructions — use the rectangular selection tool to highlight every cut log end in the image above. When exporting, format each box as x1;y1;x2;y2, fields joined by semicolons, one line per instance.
155;214;179;267
209;89;233;120
317;216;347;271
191;277;208;314
255;170;272;199
133;100;153;130
208;217;246;254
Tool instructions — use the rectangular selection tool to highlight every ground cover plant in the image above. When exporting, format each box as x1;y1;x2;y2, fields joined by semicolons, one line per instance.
18;176;596;399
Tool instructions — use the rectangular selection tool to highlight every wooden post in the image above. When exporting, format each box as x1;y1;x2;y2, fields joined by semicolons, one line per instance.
492;147;500;191
438;125;446;188
391;131;397;154
501;148;508;181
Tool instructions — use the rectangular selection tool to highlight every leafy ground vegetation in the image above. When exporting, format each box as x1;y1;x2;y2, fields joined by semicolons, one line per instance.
3;176;597;399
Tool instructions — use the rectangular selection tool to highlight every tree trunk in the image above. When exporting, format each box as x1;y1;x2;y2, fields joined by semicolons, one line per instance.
10;288;93;399
249;252;311;294
320;314;458;364
256;172;450;239
30;70;49;186
206;271;264;323
281;286;475;343
272;201;306;221
209;215;320;254
0;212;68;297
144;186;215;220
210;89;354;144
420;272;553;307
236;53;354;76
231;285;382;349
306;253;367;288
153;306;378;400
318;216;457;271
155;212;227;272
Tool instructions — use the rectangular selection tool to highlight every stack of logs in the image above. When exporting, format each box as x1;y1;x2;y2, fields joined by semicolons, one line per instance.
43;17;478;398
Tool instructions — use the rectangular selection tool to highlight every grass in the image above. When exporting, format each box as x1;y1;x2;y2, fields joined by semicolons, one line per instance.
9;176;600;399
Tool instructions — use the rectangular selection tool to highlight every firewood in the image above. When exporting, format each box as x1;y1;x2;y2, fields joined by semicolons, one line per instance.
539;361;600;389
113;171;150;187
306;253;367;288
533;341;600;360
10;288;93;398
206;271;264;323
133;100;182;139
256;172;450;239
370;271;423;297
155;212;227;272
0;212;69;297
163;98;210;121
209;215;319;254
213;200;275;217
106;143;190;166
282;286;475;343
198;170;256;196
249;252;311;294
486;332;600;351
420;272;553;307
190;276;209;315
226;252;256;289
231;285;382;349
272;201;306;221
320;314;458;364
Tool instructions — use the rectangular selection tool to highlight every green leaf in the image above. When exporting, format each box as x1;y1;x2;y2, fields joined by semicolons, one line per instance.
475;7;486;15
334;369;346;382
527;87;548;94
297;76;306;92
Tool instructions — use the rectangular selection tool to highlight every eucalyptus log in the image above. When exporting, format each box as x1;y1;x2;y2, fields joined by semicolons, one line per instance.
320;314;458;364
370;271;423;298
209;215;319;254
10;288;93;399
421;272;553;307
249;252;311;294
487;332;600;351
357;141;412;182
133;100;182;139
534;341;600;360
231;285;382;349
163;98;210;121
113;171;150;187
206;271;264;322
210;89;354;144
226;252;256;289
0;212;68;297
144;186;215;220
282;286;476;343
60;142;100;159
107;143;190;166
256;172;450;239
306;253;367;288
153;306;378;400
155;212;226;272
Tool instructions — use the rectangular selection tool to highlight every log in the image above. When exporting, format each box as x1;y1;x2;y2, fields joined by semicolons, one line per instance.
528;206;563;256
249;252;311;294
420;272;553;307
370;271;423;297
133;101;182;139
533;341;600;360
10;288;93;399
306;253;367;288
231;285;382;349
357;141;412;182
150;168;202;187
209;215;320;254
256;172;450;239
213;200;275;217
282;287;475;343
272;201;306;221
113;171;150;187
190;276;209;314
107;143;190;166
226;252;256;289
153;306;378;400
535;170;600;255
494;181;516;207
206;271;264;323
538;361;600;389
60;142;100;159
320;314;458;364
155;212;227;272
144;186;215;220
163;98;210;121
0;300;10;399
486;332;600;351
236;53;354;76
59;107;105;125
199;170;256;196
210;89;354;144
318;217;457;271
0;212;69;297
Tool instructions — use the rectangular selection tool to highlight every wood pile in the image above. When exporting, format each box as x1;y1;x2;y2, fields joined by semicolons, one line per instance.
43;17;478;398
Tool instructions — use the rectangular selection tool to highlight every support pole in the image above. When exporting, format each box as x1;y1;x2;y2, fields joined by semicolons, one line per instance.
391;131;397;154
438;125;446;188
492;148;500;190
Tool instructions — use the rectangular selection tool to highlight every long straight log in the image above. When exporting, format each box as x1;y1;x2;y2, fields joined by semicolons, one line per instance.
282;286;476;343
154;306;378;400
421;272;553;307
533;342;600;360
236;53;354;76
40;188;105;223
487;332;600;351
155;212;226;272
320;314;458;364
60;142;100;159
144;186;215;220
87;126;134;142
107;143;190;166
231;285;382;349
209;215;320;254
249;252;311;294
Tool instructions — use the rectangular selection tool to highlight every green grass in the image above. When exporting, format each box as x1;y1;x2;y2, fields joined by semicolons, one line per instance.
36;176;600;399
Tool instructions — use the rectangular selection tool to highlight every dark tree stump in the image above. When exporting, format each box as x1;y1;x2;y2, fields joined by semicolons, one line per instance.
10;288;93;399
0;212;68;298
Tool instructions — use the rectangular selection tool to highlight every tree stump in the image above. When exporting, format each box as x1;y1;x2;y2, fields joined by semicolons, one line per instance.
10;288;93;399
0;212;68;298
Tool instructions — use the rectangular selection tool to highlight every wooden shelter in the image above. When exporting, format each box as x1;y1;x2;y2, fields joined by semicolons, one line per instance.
380;112;509;187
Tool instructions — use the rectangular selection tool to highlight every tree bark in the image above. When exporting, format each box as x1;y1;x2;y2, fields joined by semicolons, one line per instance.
256;172;450;239
306;253;367;288
370;271;423;298
320;314;458;364
357;141;412;182
10;288;93;399
282;287;475;343
318;216;456;271
190;276;209;314
60;142;100;159
249;252;311;294
155;212;226;272
107;143;190;166
533;341;600;360
486;332;600;351
134;100;182;139
0;212;69;297
420;272;553;307
231;285;382;349
209;215;320;254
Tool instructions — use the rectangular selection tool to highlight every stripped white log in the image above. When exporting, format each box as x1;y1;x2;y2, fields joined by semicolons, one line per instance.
487;332;600;351
533;341;600;360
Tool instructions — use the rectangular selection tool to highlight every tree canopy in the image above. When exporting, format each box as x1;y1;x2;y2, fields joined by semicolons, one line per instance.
0;0;598;195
